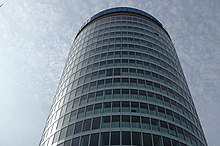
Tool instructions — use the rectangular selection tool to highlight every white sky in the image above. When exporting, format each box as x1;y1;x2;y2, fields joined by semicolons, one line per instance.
0;0;219;146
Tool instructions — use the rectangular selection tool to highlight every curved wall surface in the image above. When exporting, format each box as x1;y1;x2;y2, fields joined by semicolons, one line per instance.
39;7;208;146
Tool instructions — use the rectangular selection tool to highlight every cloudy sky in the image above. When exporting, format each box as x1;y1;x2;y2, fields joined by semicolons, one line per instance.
0;0;219;146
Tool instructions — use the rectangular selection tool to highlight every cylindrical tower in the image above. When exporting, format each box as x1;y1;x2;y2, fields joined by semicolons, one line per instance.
40;7;208;146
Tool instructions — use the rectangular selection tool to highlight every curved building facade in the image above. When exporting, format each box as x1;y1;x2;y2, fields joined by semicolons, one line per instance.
39;7;208;146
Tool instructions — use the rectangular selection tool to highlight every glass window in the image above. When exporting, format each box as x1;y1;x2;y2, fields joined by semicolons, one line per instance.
73;97;80;107
149;104;157;115
143;133;152;146
106;69;113;76
99;70;105;77
104;102;111;111
83;119;91;132
59;127;67;141
101;132;109;146
91;71;98;79
69;110;77;122
88;92;95;102
132;132;141;145
105;79;112;87
94;103;102;114
63;113;71;125
81;135;89;146
98;79;104;86
141;117;150;129
122;131;131;145
112;115;120;127
92;117;101;130
52;131;60;144
66;101;73;112
172;140;180;146
96;91;103;100
131;102;139;112
153;135;162;146
60;104;67;117
163;137;171;146
85;105;93;116
64;140;71;146
114;68;121;75
151;118;160;131
57;117;64;130
74;121;82;134
72;137;80;146
80;95;87;105
132;116;140;128
111;132;120;145
66;124;74;137
77;107;85;118
90;133;99;146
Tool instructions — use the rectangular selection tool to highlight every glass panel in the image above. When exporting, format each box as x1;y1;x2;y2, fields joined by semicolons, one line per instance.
66;124;74;137
132;132;141;146
151;118;160;131
86;105;93;116
122;131;131;145
83;119;91;132
132;116;140;128
172;140;180;146
103;102;111;113
163;137;171;146
90;133;99;146
81;135;89;146
143;133;152;146
92;117;101;130
102;116;110;128
122;115;130;127
52;131;60;144
141;117;150;129
112;115;120;128
153;135;162;146
131;102;139;112
59;127;67;141
74;121;82;134
101;132;109;146
111;132;120;145
64;140;71;146
69;110;77;122
112;101;120;112
72;137;80;146
140;103;148;114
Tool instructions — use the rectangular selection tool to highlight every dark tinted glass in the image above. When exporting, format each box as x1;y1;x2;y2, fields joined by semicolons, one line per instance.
143;133;152;146
111;132;120;145
122;131;131;145
90;133;99;146
101;132;109;146
92;117;101;129
74;121;82;134
81;135;89;146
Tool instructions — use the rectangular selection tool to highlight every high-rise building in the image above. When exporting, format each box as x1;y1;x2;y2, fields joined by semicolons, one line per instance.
39;7;208;146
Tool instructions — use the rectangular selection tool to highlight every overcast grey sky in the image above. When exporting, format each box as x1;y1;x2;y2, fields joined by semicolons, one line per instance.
0;0;219;146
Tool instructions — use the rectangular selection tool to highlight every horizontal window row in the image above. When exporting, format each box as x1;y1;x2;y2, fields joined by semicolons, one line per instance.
55;100;200;137
66;59;189;100
50;115;202;146
44;132;201;146
49;89;201;138
71;49;181;80
70;38;180;80
78;15;171;51
69;77;193;114
80;25;172;58
74;21;174;62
